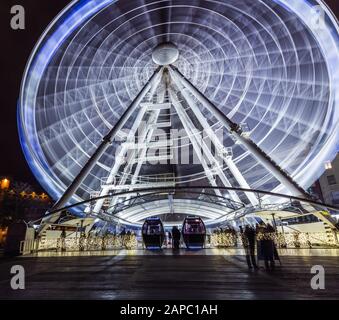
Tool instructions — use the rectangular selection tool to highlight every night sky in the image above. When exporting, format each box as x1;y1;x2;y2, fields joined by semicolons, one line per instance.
0;0;338;192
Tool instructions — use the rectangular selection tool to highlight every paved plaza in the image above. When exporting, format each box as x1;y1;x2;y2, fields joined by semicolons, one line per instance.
0;249;338;300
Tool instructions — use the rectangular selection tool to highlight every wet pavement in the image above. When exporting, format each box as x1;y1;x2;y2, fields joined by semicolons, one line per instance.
0;249;338;300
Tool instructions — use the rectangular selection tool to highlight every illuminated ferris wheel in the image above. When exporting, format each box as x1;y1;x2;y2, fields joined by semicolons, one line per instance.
18;0;339;226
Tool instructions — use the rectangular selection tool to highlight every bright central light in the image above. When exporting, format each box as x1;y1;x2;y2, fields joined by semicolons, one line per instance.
152;42;179;66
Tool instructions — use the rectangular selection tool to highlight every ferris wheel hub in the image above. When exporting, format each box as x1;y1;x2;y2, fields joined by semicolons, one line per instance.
152;42;179;66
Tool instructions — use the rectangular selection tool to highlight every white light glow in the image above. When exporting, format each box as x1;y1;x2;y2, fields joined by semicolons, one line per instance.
18;0;339;221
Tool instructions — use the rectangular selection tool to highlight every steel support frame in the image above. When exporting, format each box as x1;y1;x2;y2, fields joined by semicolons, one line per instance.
93;74;166;213
91;103;150;213
170;89;240;203
128;90;167;190
105;108;162;208
101;87;172;210
40;67;163;230
174;77;258;205
110;88;168;208
169;66;309;199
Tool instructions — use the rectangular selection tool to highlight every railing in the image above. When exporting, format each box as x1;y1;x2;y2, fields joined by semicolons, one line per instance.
20;235;139;254
136;173;175;183
100;173;175;187
89;191;111;208
210;230;339;249
228;201;307;221
133;150;174;163
20;239;39;255
18;229;339;255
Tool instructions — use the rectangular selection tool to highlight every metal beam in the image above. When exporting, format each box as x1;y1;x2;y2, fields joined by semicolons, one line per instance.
92;100;150;213
174;77;258;205
114;89;166;207
40;67;163;229
102;108;161;209
170;89;241;203
32;186;339;227
169;65;310;199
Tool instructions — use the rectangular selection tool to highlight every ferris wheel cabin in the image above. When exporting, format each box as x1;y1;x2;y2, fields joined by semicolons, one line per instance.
142;217;165;249
182;216;206;249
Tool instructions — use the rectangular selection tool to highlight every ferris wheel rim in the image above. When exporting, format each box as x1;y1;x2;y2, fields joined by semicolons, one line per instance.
18;0;339;211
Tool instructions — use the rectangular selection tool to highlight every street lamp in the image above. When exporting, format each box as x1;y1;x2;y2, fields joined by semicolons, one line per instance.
0;178;10;190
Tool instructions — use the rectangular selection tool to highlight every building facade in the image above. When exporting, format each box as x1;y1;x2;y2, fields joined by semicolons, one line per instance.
318;153;339;206
0;178;52;248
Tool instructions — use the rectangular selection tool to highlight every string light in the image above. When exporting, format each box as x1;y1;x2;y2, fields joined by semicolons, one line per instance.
43;235;138;251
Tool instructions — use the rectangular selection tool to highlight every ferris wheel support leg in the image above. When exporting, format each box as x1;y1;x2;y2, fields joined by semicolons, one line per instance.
176;76;258;206
170;89;240;203
125;88;167;203
168;65;309;200
39;67;164;232
93;86;165;213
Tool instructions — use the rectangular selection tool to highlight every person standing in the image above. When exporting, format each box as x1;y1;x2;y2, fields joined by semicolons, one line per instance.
60;227;66;252
120;228;126;248
240;225;258;269
261;224;277;270
168;231;172;248
172;226;181;250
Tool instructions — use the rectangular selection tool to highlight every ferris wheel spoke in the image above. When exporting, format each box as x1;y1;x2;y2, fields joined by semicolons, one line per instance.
17;0;338;226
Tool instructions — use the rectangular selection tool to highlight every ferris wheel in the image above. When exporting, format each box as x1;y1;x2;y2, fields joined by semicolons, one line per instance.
18;0;339;226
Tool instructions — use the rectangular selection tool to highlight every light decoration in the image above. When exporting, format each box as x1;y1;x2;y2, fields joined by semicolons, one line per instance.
38;231;337;252
279;231;338;248
17;0;339;222
40;193;48;200
211;230;238;247
42;235;138;251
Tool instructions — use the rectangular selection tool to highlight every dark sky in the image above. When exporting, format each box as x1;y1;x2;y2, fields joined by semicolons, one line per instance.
0;0;338;191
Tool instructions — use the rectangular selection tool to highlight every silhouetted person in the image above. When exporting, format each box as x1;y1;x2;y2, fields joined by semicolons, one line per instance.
172;226;181;249
79;232;86;251
120;228;126;248
240;225;258;269
60;228;66;252
261;224;276;270
168;231;172;247
101;231;108;251
306;233;312;249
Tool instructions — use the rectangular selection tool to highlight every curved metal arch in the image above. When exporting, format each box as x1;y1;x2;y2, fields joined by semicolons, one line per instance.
211;201;318;225
92;200;329;227
35;186;339;224
111;199;233;222
95;200;226;226
103;190;245;216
